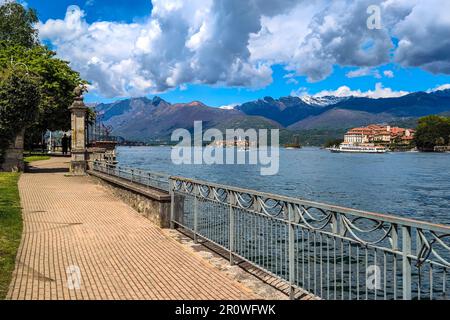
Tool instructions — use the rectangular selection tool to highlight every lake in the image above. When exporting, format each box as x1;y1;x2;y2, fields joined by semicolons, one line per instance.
116;146;450;225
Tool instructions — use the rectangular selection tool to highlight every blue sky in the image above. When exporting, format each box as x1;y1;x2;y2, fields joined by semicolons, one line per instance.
24;0;450;106
28;0;152;24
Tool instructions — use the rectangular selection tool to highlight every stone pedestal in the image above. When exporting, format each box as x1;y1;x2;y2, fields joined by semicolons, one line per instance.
69;88;87;175
1;129;25;172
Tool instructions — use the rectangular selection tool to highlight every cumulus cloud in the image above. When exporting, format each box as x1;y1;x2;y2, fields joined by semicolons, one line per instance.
284;0;395;82
393;0;450;74
37;0;450;98
38;1;291;98
252;0;450;82
311;83;409;98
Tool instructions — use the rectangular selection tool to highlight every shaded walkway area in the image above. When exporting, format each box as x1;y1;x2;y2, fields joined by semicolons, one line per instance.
26;157;70;174
7;158;256;300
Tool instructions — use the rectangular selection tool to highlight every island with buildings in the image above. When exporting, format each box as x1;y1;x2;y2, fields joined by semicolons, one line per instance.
209;137;257;150
328;124;416;153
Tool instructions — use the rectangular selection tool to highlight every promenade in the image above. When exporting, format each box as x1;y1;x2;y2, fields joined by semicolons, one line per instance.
7;158;256;300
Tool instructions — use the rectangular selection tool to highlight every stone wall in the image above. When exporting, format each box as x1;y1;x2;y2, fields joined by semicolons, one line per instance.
1;130;25;172
88;170;178;228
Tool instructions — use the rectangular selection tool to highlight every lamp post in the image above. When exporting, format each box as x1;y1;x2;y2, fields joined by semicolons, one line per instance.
69;86;87;175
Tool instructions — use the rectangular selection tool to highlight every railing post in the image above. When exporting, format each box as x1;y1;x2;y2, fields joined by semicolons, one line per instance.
229;191;235;266
402;226;412;300
391;224;399;300
416;228;424;300
194;187;199;244
170;179;175;229
288;203;296;300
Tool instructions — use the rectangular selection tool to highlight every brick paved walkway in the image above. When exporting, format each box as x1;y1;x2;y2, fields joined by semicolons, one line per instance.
7;158;256;300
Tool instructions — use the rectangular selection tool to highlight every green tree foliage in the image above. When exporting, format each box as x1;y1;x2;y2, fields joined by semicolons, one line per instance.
0;2;86;163
0;66;40;162
0;1;38;48
0;44;86;133
414;115;450;151
324;138;344;148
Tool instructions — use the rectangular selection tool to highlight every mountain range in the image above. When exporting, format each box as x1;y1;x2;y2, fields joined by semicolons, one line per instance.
94;89;450;144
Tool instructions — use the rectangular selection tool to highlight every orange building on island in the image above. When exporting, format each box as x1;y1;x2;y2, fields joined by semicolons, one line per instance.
344;124;415;148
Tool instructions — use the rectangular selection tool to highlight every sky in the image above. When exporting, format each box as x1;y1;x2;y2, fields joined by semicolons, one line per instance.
14;0;450;107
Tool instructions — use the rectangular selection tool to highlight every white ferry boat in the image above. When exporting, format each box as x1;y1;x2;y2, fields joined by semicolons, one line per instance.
328;143;388;154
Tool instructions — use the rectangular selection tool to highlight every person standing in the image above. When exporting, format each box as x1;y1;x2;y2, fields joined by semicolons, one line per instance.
62;134;69;156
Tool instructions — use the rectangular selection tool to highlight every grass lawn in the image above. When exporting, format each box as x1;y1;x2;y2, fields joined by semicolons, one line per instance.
0;173;22;299
23;155;50;163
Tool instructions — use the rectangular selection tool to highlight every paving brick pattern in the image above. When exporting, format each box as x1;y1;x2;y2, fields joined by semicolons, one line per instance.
7;158;256;300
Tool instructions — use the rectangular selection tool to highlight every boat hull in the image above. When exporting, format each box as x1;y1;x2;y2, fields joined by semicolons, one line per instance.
329;149;388;154
328;146;388;153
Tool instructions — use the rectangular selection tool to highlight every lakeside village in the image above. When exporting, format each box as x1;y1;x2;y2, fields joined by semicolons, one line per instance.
328;124;417;153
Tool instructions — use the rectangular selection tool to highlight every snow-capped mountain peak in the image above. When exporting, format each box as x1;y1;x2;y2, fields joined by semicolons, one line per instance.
300;95;347;107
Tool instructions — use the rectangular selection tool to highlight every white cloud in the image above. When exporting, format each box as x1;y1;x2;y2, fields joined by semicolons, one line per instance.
286;78;299;85
249;1;321;63
36;0;450;98
219;104;238;110
39;6;146;97
290;87;309;97
383;70;394;78
312;83;409;99
347;68;373;78
346;67;381;79
38;2;280;98
252;0;450;82
393;0;450;74
427;84;450;93
284;0;395;82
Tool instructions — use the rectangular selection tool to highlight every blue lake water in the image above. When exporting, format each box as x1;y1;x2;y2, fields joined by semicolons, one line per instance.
116;146;450;225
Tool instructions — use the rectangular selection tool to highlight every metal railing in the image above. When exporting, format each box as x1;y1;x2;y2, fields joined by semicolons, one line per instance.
89;134;119;143
93;161;169;192
170;176;450;300
91;161;450;300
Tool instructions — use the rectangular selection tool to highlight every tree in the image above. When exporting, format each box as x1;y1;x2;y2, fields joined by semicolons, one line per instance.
1;44;86;128
0;1;86;164
324;138;344;148
414;115;450;151
0;1;38;48
0;65;40;162
0;44;86;148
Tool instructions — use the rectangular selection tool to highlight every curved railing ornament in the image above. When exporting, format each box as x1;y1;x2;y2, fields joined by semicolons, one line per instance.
296;205;334;231
341;215;393;246
258;197;285;217
417;230;450;268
